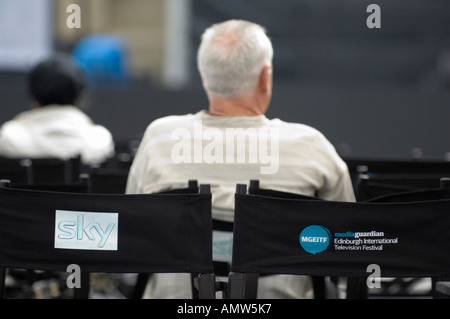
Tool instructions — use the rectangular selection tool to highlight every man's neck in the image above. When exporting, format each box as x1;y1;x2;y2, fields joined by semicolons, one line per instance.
208;94;264;117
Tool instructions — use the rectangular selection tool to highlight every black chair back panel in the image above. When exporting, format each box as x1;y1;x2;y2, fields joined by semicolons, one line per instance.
232;194;450;278
0;188;213;274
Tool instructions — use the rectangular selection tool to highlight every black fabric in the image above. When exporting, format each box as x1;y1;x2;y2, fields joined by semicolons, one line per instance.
31;157;81;184
355;174;448;201
345;159;450;176
248;186;320;201
366;188;450;203
0;158;33;184
0;187;213;274
0;156;81;185
356;180;421;201
361;174;444;188
88;168;129;194
232;194;450;278
157;187;199;195
8;182;89;194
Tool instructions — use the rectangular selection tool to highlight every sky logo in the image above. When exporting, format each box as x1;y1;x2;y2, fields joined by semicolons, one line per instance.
54;210;118;251
212;230;233;264
299;225;331;254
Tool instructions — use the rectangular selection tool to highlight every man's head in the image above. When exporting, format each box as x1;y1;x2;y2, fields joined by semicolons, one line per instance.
197;20;274;114
28;54;86;107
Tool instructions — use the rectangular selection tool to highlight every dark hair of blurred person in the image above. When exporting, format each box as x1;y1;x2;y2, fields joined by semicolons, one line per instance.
28;54;86;107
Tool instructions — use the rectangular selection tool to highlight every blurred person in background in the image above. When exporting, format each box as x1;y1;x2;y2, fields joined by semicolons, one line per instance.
0;54;115;165
126;19;355;299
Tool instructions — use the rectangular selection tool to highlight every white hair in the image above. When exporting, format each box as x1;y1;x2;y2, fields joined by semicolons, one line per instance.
197;20;274;98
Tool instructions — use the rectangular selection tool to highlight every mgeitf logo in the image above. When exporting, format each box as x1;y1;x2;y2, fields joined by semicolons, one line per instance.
54;210;118;251
171;120;280;175
299;225;331;254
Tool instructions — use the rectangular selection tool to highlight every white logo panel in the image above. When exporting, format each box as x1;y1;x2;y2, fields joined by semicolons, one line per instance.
55;210;118;251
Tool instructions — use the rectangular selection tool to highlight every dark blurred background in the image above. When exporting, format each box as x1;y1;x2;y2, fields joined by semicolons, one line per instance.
1;0;449;160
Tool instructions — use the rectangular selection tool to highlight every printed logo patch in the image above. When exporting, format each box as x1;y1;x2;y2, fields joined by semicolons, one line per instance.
54;210;118;251
299;225;331;254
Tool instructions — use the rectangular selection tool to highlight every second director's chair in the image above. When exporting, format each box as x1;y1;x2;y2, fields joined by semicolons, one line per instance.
229;183;450;299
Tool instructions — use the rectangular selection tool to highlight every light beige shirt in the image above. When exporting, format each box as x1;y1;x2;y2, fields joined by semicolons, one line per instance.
126;110;355;298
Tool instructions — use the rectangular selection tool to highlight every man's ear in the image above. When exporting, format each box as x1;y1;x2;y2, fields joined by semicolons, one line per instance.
259;65;273;93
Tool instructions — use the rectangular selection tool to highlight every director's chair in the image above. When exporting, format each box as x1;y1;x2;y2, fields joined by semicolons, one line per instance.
0;181;215;299
229;183;450;299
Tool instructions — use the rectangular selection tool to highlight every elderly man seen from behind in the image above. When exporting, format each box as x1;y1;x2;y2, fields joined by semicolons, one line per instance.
126;19;355;299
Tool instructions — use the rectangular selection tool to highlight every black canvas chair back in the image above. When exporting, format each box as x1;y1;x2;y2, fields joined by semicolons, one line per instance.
31;157;81;184
346;158;450;177
345;158;450;192
155;180;200;195
361;177;450;203
1;174;91;194
229;184;450;299
87;167;129;194
0;183;214;299
0;156;81;185
247;180;320;201
0;158;33;184
356;173;449;201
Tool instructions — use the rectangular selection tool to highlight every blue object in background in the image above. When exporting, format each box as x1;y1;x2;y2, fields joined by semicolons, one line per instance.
72;34;132;89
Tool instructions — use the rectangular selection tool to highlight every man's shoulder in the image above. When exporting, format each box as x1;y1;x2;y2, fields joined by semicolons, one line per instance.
269;118;325;139
146;112;201;131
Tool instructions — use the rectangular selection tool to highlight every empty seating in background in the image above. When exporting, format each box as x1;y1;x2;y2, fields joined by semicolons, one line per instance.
0;156;81;186
0;145;135;194
345;158;450;177
343;158;450;201
359;176;450;203
0;158;33;184
355;173;449;202
32;157;81;184
0;175;90;194
84;139;138;194
86;167;129;194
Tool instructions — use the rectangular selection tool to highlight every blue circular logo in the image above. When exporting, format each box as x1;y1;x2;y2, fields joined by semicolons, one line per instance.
299;225;331;254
